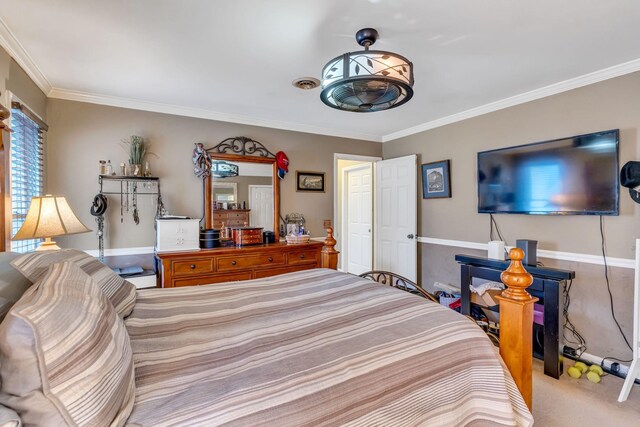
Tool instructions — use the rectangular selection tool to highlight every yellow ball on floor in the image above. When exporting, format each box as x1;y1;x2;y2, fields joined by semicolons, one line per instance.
589;365;604;376
568;366;582;379
586;371;601;383
574;361;588;373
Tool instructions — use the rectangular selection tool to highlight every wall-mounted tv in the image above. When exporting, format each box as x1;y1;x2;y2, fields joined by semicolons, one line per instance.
477;129;619;215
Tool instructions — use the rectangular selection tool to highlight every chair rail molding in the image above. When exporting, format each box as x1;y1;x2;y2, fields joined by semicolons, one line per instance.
418;236;635;269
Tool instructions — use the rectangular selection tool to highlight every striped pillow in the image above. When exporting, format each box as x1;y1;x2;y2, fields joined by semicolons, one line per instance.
11;249;136;318
0;262;135;426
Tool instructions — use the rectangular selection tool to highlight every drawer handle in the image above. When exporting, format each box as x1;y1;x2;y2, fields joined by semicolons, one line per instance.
268;257;273;262
190;264;196;269
231;261;237;266
300;254;305;259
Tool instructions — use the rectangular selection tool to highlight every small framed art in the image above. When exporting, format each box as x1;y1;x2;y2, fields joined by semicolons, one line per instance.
421;160;451;199
296;171;325;192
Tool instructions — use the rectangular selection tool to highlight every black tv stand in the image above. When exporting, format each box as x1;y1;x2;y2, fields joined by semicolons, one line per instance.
455;254;575;379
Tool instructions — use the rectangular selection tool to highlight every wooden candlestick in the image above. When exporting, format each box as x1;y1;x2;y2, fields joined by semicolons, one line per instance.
496;247;538;411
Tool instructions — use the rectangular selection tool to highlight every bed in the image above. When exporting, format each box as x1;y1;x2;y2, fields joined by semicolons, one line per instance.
0;250;534;426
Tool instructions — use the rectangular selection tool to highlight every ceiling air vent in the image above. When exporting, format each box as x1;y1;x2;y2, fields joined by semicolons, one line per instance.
292;77;320;90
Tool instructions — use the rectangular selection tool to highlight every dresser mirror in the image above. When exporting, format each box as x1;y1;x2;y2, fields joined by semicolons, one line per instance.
203;137;280;234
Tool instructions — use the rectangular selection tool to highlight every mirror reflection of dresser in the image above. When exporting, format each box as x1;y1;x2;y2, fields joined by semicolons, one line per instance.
210;160;274;231
213;209;250;229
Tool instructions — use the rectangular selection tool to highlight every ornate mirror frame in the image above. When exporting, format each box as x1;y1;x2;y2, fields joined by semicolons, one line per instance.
203;137;280;233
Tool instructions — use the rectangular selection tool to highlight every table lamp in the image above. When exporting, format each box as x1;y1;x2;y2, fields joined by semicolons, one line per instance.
12;195;91;251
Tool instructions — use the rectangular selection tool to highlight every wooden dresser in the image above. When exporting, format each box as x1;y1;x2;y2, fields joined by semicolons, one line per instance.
157;241;327;288
213;209;250;228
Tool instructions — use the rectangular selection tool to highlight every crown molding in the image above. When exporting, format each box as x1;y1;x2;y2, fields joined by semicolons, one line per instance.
48;88;383;142
382;58;640;142
0;16;51;95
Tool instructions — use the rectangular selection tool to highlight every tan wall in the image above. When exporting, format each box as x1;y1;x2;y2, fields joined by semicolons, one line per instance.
46;99;382;250
0;46;47;120
7;60;47;120
384;72;640;360
0;48;10;109
384;72;639;259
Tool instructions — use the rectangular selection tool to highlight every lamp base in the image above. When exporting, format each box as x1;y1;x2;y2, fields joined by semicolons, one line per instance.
36;237;61;251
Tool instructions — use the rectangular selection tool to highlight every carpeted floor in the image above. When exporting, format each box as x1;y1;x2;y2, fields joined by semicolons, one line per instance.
532;359;640;426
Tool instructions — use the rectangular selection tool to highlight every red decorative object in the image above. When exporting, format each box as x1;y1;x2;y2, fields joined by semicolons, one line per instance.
276;151;289;180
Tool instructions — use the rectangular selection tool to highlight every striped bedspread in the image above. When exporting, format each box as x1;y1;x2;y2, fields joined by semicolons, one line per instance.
125;269;533;426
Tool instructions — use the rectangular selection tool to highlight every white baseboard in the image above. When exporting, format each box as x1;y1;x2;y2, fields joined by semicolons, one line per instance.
128;275;157;289
418;236;635;269
84;246;155;257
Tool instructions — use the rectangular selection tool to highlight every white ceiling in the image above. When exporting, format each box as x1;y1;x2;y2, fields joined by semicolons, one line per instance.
1;0;640;142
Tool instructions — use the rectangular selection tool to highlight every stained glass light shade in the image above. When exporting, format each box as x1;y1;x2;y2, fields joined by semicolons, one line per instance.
320;49;414;112
211;160;239;178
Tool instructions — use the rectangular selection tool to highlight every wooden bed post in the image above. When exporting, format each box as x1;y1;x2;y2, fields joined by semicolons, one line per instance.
321;227;339;270
496;248;538;411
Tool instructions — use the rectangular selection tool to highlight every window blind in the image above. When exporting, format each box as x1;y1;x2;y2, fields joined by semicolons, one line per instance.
10;103;45;253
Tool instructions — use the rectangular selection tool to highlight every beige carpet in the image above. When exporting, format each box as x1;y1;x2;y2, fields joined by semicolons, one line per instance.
532;359;640;426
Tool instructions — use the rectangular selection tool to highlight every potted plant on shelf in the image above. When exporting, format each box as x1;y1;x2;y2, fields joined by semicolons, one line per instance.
122;135;148;176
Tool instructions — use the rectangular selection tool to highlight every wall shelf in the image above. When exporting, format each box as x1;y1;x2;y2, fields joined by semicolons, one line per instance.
95;174;164;262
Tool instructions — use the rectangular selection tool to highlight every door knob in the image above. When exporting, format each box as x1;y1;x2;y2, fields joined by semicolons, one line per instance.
407;234;415;239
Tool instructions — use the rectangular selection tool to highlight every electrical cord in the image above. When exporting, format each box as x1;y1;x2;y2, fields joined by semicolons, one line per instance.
562;279;587;357
489;213;506;243
600;215;633;352
489;213;509;257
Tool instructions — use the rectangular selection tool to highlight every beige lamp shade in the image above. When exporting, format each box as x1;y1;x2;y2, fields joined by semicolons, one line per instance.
13;195;91;250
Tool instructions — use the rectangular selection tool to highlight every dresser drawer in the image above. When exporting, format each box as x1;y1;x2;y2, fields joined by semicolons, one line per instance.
172;259;215;276
287;249;320;265
217;253;285;272
172;272;252;287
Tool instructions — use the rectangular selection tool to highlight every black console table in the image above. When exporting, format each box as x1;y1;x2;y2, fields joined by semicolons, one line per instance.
455;255;575;379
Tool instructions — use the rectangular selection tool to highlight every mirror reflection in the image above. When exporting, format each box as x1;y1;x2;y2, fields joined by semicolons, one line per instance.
212;161;274;232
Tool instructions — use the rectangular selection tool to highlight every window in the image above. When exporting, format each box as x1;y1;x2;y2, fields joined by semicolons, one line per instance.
10;102;46;253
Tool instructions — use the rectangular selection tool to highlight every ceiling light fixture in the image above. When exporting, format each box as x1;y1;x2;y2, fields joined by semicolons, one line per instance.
211;160;239;178
320;28;414;112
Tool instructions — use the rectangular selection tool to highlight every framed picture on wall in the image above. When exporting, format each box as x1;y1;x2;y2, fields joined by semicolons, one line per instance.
422;160;451;199
296;171;325;192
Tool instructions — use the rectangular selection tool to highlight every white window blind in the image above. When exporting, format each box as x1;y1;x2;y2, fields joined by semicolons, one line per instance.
10;103;46;253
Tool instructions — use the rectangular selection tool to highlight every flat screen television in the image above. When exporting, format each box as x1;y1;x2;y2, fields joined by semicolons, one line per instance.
477;129;619;215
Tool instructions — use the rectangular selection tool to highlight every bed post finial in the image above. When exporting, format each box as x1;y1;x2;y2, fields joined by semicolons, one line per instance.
496;248;538;411
321;227;339;270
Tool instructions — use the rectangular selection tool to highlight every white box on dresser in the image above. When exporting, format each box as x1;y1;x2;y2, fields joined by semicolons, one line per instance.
156;219;200;252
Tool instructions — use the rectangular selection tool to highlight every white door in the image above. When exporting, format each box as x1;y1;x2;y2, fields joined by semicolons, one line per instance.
344;164;373;275
374;155;417;281
249;185;274;231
